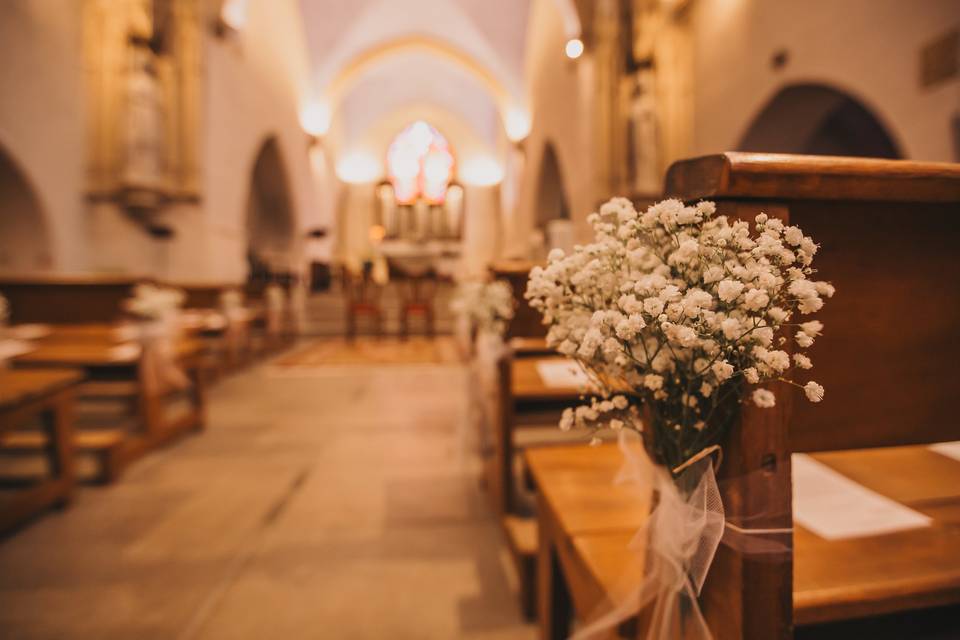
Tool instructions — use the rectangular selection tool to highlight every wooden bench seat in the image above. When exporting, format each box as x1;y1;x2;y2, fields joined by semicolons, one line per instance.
530;441;960;637
11;337;206;481
0;369;82;534
1;428;126;483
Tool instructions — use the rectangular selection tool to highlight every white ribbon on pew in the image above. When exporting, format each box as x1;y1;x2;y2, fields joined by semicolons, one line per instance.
572;429;790;640
139;315;189;396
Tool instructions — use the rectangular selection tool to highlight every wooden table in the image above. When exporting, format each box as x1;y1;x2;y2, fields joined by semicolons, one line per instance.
527;442;960;638
0;369;82;534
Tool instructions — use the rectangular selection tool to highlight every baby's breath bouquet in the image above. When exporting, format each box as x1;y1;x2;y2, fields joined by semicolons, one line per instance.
451;280;515;338
526;198;833;473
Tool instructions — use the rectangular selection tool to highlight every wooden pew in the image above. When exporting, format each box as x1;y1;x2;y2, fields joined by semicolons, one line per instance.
0;274;148;324
5;338;206;482
488;345;596;618
172;282;252;373
527;153;960;638
490;260;548;340
0;369;82;534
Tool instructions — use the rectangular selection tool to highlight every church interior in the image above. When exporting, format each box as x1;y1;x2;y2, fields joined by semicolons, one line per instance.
1;1;960;638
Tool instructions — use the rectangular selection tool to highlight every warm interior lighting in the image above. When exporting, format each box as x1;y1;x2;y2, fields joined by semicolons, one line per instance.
336;150;380;183
220;0;249;31
565;38;584;59
460;155;504;186
369;224;386;243
300;102;331;137
504;107;531;142
386;121;455;204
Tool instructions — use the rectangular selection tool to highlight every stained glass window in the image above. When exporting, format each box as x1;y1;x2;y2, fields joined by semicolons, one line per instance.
386;121;455;205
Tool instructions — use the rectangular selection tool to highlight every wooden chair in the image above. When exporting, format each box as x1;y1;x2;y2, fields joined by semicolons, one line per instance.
344;265;384;339
527;153;960;638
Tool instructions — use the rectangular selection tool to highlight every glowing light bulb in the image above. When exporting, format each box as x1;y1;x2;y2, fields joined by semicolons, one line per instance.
336;150;380;183
565;38;584;59
221;0;249;31
300;102;331;137
460;155;504;186
504;107;531;143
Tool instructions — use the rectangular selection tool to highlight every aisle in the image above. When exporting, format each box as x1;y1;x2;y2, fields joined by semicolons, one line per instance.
0;344;535;639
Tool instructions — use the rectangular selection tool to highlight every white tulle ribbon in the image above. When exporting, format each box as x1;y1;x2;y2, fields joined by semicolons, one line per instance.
572;430;723;640
572;429;791;639
139;315;189;396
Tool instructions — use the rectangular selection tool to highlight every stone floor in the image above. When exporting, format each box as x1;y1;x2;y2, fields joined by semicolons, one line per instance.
0;347;535;639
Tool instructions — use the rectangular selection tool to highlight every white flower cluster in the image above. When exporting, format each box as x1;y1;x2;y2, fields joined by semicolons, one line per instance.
450;280;515;337
526;198;833;469
124;284;186;320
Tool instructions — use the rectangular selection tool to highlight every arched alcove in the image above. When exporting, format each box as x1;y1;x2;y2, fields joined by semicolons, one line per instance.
0;144;52;272
246;137;296;280
738;83;902;158
535;142;570;229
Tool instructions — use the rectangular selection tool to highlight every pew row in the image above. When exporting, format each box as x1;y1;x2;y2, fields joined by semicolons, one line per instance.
3;339;206;483
527;153;960;638
0;369;82;535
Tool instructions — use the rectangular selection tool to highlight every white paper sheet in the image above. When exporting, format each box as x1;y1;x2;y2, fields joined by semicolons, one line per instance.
0;339;33;361
929;441;960;463
535;360;590;388
792;453;932;540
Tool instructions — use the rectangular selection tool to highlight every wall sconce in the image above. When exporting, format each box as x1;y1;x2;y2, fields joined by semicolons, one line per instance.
213;0;247;38
565;38;584;59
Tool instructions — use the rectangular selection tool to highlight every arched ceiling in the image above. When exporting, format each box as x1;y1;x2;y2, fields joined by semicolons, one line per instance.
332;50;501;156
299;0;530;106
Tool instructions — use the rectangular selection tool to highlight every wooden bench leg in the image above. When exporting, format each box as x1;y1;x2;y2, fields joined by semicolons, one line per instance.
43;394;76;507
537;498;571;640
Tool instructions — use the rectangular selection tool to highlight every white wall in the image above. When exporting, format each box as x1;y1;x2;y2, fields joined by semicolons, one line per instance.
0;0;319;283
513;0;598;256
0;1;88;273
692;0;960;161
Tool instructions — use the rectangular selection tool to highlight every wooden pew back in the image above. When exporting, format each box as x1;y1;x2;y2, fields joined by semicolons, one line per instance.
0;274;148;324
663;152;960;639
490;260;548;340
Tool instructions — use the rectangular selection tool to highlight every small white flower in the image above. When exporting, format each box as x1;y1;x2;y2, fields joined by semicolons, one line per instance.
712;360;734;382
804;381;824;402
795;331;814;348
793;353;813;369
743;367;760;384
752;389;776;408
609;419;624;431
717;279;745;303
644;374;664;391
800;320;824;337
743;288;770;311
612;395;629;410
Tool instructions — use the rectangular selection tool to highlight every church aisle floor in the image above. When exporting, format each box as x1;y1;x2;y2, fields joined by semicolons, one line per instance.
0;345;536;640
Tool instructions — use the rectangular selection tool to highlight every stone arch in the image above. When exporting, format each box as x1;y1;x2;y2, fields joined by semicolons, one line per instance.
738;83;902;158
246;136;297;279
0;143;52;272
534;141;571;230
